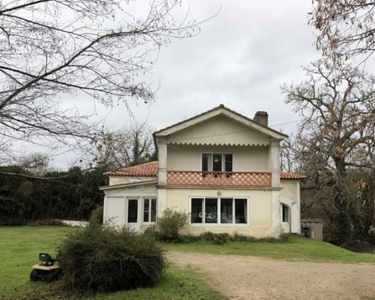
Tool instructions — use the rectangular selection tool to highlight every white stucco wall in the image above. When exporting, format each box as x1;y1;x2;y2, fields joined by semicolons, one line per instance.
167;115;271;146
103;184;157;230
280;180;301;233
167;144;270;172
165;188;277;237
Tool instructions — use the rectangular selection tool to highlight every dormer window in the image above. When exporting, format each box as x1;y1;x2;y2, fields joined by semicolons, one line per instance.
202;153;233;172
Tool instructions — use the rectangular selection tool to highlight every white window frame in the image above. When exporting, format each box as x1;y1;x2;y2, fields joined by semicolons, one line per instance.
201;152;233;172
142;197;157;224
189;196;249;226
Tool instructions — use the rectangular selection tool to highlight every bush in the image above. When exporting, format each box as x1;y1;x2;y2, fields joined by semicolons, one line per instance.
200;232;230;245
143;225;158;239
58;223;165;292
90;206;103;224
232;234;257;242
156;209;188;241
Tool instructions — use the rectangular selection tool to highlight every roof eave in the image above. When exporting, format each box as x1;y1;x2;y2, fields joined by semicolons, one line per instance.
99;180;157;190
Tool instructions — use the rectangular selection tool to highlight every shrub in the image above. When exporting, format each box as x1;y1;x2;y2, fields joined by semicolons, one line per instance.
143;225;158;239
200;232;230;245
90;206;103;224
232;234;257;242
156;209;188;241
58;223;165;292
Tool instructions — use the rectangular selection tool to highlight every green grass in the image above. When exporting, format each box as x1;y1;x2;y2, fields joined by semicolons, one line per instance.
0;226;225;300
2;227;374;299
162;236;375;263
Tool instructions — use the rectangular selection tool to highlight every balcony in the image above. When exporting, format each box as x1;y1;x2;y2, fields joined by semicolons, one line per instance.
167;170;271;187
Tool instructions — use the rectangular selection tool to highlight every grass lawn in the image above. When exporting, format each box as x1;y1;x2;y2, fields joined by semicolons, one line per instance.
163;236;375;264
0;226;225;300
2;227;375;299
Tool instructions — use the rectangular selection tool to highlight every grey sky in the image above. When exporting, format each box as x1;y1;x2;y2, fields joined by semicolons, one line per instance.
31;0;318;169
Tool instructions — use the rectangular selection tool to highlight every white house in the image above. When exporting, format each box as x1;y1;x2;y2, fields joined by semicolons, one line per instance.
100;105;305;237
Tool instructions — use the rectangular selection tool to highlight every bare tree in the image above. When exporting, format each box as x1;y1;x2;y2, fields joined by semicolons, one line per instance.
0;0;200;154
89;124;154;170
282;59;375;242
311;0;375;61
18;152;50;175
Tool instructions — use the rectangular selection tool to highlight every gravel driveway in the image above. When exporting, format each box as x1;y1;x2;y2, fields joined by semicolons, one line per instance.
168;251;375;300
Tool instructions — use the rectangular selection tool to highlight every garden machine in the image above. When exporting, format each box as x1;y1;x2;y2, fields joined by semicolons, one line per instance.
30;253;62;282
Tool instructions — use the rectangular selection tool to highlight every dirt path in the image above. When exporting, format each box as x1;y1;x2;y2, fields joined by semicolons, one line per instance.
168;252;375;300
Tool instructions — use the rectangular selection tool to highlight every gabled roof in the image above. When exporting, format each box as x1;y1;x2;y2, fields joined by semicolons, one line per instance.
104;161;306;180
153;104;288;140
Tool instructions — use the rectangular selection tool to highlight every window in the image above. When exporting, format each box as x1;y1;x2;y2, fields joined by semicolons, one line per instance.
191;197;248;224
202;153;233;172
221;198;233;224
282;204;289;222
224;154;233;172
191;198;203;223
143;198;157;223
205;198;218;223
235;198;247;224
151;199;156;222
128;199;138;223
212;154;222;171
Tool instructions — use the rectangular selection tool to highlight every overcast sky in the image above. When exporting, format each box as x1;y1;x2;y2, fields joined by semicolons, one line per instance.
35;0;318;169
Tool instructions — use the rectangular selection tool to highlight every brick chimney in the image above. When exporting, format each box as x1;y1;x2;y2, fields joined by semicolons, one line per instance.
253;111;268;127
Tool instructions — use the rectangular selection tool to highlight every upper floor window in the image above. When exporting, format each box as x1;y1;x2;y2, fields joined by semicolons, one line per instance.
202;153;233;172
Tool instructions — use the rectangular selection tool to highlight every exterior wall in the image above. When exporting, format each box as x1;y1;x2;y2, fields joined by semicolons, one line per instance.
167;115;271;146
280;180;301;233
167;144;269;172
301;219;323;240
103;184;157;230
109;176;156;186
165;188;277;238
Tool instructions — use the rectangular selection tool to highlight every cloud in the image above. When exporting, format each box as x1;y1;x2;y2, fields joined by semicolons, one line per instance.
17;0;319;169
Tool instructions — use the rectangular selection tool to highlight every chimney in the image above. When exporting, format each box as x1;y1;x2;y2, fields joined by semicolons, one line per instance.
254;111;268;127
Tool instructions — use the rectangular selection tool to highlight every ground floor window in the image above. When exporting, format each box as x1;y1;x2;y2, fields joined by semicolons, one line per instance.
191;197;248;224
128;199;138;223
281;204;289;222
143;198;157;223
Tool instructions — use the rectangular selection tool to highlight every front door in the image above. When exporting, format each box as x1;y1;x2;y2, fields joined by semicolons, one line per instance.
127;199;139;231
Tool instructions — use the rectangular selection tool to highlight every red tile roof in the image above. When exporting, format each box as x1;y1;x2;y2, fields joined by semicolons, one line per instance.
105;161;306;180
104;161;158;177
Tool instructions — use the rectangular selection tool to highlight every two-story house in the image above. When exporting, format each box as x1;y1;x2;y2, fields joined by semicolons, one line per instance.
100;105;305;237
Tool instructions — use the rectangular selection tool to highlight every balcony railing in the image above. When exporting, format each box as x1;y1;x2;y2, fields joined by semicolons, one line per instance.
167;171;271;187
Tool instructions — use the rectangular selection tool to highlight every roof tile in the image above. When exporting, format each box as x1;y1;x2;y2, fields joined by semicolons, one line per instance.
104;161;157;177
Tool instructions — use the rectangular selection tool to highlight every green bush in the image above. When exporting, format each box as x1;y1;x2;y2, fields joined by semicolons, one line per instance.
58;223;165;292
90;206;103;224
232;233;257;242
200;232;230;245
156;209;188;242
143;225;158;239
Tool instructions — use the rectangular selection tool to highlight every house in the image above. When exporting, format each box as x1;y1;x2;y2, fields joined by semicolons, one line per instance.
100;105;305;237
